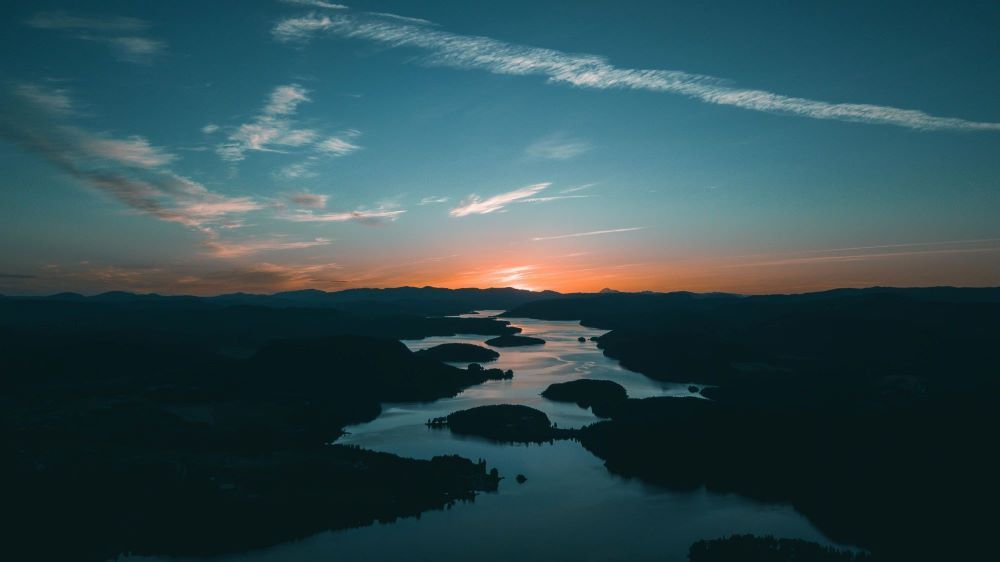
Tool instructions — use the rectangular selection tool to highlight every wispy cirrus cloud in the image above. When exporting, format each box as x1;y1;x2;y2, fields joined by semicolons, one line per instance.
450;182;550;216
316;129;362;156
13;83;75;116
532;227;645;241
723;238;1000;268
279;0;348;10
419;196;449;205
217;84;318;162
73;132;176;168
560;183;597;194
265;84;312;116
281;208;406;224
287;191;329;208
1;83;261;235
217;85;362;178
26;11;165;64
12;261;347;295
273;10;1000;132
80;35;165;64
525;134;592;160
520;195;592;203
203;236;332;258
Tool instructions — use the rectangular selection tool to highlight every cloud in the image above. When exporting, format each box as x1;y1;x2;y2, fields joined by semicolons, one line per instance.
559;183;597;194
724;238;1000;268
203;237;332;258
450;182;550;216
525;135;592;160
14;83;74;116
367;12;435;26
16;261;347;295
75;132;176;168
288;192;329;208
25;12;148;32
201;123;219;134
281;208;406;224
279;0;348;9
532;227;645;241
316;131;362;155
1;84;260;235
276;160;318;179
216;85;361;170
519;195;592;203
419;196;449;205
26;11;164;64
273;11;1000;132
217;84;319;162
264;84;311;116
80;35;165;64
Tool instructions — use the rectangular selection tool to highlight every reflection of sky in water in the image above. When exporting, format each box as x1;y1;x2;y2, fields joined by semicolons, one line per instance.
137;314;852;562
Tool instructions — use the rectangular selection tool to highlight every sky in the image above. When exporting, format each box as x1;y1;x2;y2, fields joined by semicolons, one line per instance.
1;0;999;295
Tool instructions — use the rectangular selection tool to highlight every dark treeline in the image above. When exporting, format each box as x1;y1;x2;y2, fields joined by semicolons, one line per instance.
0;299;519;351
689;535;872;562
506;288;1000;560
3;327;505;560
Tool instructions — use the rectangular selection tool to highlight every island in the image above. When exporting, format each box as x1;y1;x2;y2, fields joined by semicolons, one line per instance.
484;334;546;347
466;363;513;380
415;342;500;362
541;379;628;417
427;404;574;443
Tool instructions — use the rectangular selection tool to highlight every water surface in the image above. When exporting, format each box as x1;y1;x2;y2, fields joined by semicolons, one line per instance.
140;314;848;562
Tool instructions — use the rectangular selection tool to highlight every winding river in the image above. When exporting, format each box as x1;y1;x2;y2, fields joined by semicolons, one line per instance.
139;313;849;562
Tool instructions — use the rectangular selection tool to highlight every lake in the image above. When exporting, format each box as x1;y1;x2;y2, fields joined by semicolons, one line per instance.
133;313;849;562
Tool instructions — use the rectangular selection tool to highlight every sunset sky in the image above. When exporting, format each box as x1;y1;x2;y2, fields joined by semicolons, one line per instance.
2;0;999;295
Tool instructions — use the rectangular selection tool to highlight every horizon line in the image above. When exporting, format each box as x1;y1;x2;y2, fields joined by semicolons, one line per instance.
3;283;998;300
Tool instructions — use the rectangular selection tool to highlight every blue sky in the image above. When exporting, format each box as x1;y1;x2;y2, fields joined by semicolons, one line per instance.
1;0;999;294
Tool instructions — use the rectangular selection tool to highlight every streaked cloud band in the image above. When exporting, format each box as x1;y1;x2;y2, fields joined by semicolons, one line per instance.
533;227;645;241
274;12;1000;132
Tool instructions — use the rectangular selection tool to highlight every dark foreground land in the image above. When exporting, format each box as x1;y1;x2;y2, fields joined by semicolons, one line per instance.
3;286;999;561
507;287;1000;561
689;535;872;562
1;293;524;561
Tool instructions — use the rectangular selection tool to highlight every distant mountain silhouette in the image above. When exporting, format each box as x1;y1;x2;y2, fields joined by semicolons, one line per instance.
0;299;521;350
5;286;571;316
